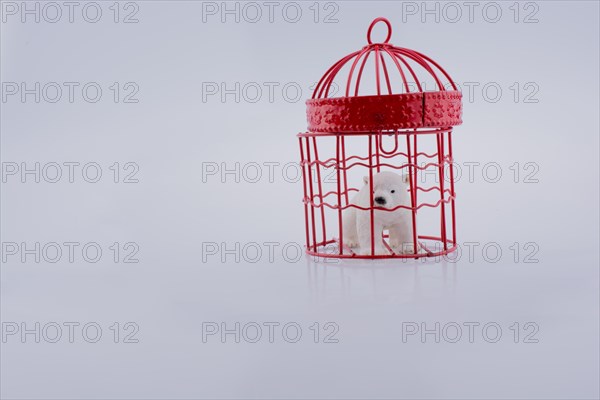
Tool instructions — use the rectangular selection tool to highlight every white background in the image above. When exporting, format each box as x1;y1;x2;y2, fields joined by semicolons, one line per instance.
1;1;599;399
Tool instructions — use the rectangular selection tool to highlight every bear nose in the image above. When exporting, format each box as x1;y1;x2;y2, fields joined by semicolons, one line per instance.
374;196;386;205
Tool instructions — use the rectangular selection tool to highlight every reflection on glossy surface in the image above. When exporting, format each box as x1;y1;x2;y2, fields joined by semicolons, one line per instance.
306;257;458;303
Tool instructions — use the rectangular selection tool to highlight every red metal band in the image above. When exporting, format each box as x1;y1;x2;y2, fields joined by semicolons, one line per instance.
306;91;462;133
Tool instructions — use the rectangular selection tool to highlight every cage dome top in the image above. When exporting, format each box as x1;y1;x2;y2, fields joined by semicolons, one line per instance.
306;17;463;133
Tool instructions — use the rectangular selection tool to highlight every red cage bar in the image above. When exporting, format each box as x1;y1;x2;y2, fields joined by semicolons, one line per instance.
298;17;463;259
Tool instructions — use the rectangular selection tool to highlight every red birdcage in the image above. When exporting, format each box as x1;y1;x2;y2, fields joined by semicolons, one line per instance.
298;17;463;259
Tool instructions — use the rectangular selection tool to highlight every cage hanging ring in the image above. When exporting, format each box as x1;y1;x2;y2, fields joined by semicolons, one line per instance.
367;17;392;45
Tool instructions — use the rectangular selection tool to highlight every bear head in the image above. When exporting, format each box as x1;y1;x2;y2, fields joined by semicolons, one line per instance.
362;171;410;209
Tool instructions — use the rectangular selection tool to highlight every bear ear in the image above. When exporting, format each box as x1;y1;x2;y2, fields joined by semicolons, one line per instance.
363;176;369;185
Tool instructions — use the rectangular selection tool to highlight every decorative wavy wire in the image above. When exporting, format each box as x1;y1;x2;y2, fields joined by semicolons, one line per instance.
303;192;455;212
299;139;455;212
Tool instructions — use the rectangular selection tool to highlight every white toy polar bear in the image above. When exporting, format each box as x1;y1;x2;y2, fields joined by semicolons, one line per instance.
342;171;417;255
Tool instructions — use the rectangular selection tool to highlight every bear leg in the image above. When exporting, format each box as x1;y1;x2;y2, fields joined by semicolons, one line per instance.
389;221;418;255
341;207;359;248
357;212;388;255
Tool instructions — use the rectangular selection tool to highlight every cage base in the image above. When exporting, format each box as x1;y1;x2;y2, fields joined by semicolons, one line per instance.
305;235;456;260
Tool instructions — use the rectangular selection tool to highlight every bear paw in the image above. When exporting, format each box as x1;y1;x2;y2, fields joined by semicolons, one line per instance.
357;247;390;256
342;238;359;248
392;242;421;255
